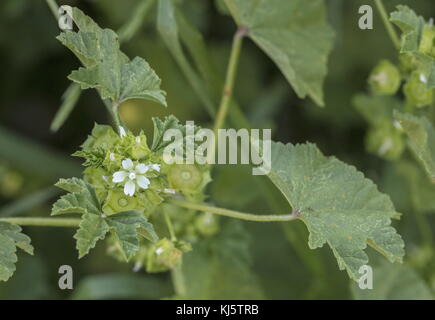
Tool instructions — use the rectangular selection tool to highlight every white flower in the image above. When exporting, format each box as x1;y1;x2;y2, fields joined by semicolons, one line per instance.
112;159;161;196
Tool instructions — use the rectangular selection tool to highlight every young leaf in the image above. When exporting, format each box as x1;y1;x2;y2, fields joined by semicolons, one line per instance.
224;0;334;106
106;211;158;261
390;6;435;88
52;178;157;259
52;178;101;216
151;115;201;153
0;222;34;282
74;213;110;258
390;5;425;53
151;115;185;152
260;142;405;281
351;263;433;300
394;112;435;182
58;7;166;106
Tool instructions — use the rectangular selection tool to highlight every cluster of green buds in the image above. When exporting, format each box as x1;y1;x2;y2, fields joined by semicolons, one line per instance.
74;124;167;217
73;120;216;273
362;19;435;161
368;59;434;109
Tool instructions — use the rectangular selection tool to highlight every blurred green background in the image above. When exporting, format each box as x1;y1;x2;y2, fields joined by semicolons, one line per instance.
0;0;434;299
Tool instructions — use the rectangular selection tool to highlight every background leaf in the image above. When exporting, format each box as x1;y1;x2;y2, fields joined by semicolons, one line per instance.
180;220;264;299
224;0;334;106
263;142;405;280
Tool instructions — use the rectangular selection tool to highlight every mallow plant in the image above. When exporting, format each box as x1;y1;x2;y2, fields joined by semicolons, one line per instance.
1;0;435;299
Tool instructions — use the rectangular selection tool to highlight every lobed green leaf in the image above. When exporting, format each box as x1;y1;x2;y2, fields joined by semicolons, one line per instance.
224;0;334;106
261;142;405;280
0;222;33;282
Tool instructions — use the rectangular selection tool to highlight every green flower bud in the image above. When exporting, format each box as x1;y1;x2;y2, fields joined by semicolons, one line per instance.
403;71;434;107
119;132;151;160
194;212;220;237
365;124;404;161
81;124;119;151
166;164;211;195
419;24;435;58
146;238;183;273
102;151;123;172
368;60;401;95
103;189;144;215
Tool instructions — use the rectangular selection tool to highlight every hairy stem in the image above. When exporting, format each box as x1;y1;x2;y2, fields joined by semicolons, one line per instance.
373;0;400;49
213;26;247;135
0;217;80;227
168;198;300;222
103;100;124;132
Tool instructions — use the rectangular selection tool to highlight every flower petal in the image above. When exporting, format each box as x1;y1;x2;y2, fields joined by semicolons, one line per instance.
122;158;134;170
112;171;128;183
137;175;150;189
135;163;148;174
150;164;161;172
124;180;136;196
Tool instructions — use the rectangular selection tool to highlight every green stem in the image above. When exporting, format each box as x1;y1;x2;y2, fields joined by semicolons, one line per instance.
374;0;400;49
103;100;123;132
171;264;186;297
213;26;247;135
164;210;177;241
45;0;59;20
168;198;300;222
164;210;186;297
0;217;80;227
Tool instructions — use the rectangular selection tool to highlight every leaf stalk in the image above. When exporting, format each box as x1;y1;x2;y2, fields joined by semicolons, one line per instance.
168;198;299;222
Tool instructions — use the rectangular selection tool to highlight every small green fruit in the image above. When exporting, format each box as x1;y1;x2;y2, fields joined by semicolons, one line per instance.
103;189;143;215
368;60;401;95
365;125;404;161
403;71;434;107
